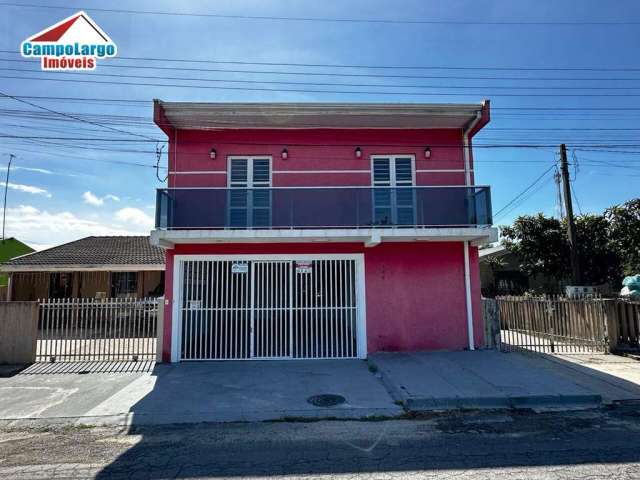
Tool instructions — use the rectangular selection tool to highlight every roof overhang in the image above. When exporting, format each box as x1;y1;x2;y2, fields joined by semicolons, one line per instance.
153;100;490;135
151;227;498;249
0;264;165;273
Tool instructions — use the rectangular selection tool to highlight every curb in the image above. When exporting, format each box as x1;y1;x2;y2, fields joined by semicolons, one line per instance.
368;356;602;412
405;393;602;411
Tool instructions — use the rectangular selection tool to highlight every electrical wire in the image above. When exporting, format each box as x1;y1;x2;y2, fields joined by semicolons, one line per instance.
1;3;638;26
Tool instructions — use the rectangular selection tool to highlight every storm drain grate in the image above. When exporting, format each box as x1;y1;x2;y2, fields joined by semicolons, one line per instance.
307;394;346;407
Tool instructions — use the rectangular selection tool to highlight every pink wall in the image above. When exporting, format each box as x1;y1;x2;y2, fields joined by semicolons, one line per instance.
161;241;483;361
167;128;467;188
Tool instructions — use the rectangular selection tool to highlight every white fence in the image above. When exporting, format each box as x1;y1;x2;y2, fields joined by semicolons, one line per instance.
37;297;161;362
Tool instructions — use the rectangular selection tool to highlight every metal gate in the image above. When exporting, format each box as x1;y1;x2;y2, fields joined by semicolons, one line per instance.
178;257;362;360
37;297;159;362
495;296;608;353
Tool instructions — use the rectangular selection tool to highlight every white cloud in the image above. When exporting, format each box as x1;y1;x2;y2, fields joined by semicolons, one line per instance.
0;205;152;248
82;191;120;206
1;182;51;197
0;165;80;177
114;207;154;229
83;191;104;206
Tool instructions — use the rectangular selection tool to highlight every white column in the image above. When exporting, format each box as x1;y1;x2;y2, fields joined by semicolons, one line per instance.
6;272;12;301
463;241;475;350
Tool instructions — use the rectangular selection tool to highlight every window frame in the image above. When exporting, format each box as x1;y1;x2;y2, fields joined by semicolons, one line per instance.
227;156;273;188
370;155;417;226
111;271;138;298
226;156;273;228
370;154;416;187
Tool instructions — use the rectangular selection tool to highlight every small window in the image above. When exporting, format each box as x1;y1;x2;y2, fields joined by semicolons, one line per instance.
111;272;137;297
49;272;74;298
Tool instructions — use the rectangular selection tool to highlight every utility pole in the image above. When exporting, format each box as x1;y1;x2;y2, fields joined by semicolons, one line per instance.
2;153;14;241
559;144;581;285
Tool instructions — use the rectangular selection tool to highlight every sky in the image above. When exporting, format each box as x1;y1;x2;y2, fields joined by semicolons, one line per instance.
0;0;639;250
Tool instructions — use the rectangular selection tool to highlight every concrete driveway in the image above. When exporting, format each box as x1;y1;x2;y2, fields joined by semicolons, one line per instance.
0;360;401;426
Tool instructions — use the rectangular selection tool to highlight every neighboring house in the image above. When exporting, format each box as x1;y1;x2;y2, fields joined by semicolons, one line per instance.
0;236;165;301
479;244;567;296
152;100;497;362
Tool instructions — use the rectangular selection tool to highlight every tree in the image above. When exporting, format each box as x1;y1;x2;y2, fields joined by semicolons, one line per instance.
500;214;569;280
575;214;621;286
500;212;622;288
606;198;640;276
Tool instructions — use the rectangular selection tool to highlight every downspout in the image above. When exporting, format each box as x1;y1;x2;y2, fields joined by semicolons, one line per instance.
462;109;483;186
461;105;484;350
463;241;474;350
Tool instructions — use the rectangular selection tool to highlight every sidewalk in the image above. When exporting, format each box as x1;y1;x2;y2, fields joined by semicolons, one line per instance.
1;350;638;427
0;360;401;427
368;350;622;411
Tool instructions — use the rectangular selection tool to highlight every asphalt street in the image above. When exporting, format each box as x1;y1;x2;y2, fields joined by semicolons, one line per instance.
2;406;640;479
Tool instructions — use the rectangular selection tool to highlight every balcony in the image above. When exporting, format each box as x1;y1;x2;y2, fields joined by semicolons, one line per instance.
152;186;495;246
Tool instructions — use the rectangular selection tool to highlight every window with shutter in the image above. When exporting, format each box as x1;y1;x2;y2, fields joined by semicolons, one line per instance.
228;157;272;228
371;155;416;226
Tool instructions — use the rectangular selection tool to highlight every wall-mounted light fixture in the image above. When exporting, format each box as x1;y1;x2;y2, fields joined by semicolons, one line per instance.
424;147;431;159
210;148;217;160
355;147;362;158
281;148;289;160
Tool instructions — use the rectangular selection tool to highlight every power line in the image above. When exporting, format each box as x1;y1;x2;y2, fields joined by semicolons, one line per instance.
6;66;640;92
5;94;640;112
5;74;640;97
2;49;638;72
1;2;638;26
4;134;640;150
0;91;159;141
4;58;640;82
493;164;556;218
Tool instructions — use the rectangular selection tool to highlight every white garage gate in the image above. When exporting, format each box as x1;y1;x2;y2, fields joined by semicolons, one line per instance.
171;255;366;361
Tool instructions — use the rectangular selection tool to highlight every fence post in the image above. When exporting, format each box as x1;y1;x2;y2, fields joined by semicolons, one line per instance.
603;299;619;353
156;296;164;363
482;298;500;350
546;299;555;353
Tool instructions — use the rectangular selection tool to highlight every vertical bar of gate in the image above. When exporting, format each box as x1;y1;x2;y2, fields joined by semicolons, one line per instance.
209;262;215;359
205;261;211;359
344;263;349;358
235;260;240;359
184;261;190;360
277;262;286;357
223;260;228;359
312;261;317;358
199;261;205;360
289;261;294;358
328;260;334;358
338;261;343;358
80;298;86;362
320;260;325;358
268;262;273;357
190;261;196;360
274;262;279;357
53;298;60;361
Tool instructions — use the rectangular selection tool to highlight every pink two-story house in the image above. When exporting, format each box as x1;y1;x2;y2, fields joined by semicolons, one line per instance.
151;101;496;362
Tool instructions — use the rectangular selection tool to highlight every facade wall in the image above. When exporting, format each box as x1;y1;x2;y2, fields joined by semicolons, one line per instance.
168;128;472;188
162;242;483;361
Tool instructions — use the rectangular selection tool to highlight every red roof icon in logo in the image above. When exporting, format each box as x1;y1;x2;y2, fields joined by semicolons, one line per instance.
27;11;113;44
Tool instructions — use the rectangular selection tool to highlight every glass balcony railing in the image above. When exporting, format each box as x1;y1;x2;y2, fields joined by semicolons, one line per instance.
155;186;492;230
